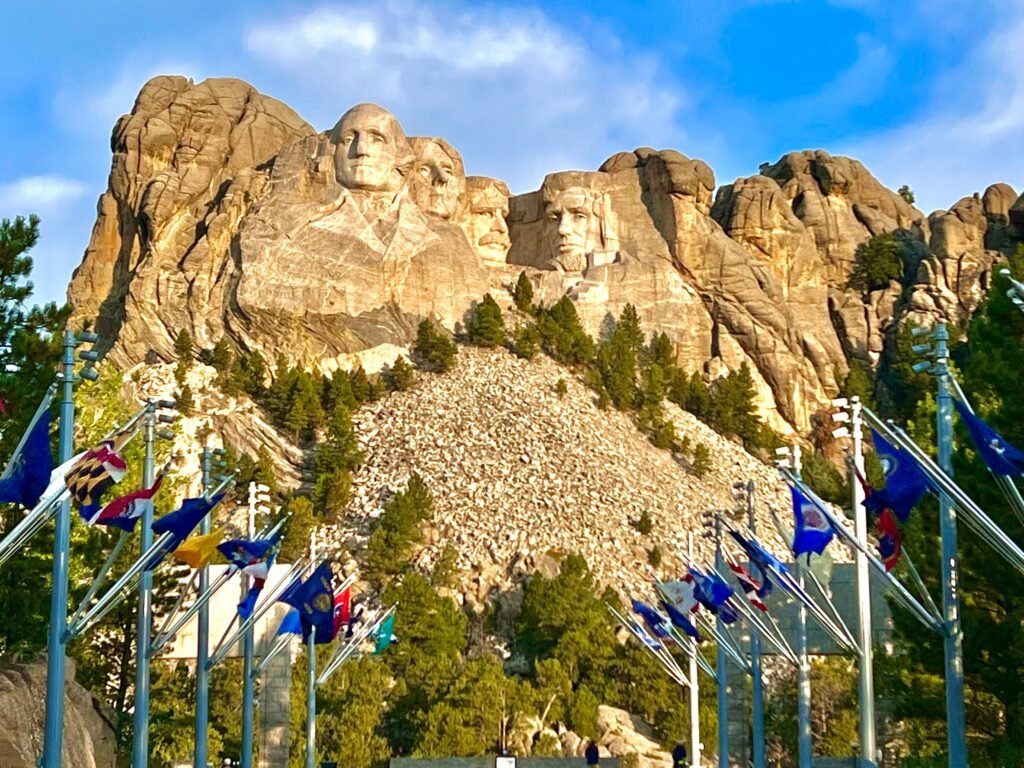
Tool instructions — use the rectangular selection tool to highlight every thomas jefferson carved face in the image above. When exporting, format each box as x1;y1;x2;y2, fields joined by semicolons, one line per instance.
410;138;466;219
460;176;511;266
543;187;602;272
331;104;412;193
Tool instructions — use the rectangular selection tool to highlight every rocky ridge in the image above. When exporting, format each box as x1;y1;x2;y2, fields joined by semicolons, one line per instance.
66;76;1024;437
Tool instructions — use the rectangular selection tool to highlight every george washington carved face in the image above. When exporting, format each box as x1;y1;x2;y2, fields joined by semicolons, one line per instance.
331;104;413;193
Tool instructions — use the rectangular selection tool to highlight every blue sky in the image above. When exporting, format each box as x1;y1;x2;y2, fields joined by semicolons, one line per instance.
2;0;1022;305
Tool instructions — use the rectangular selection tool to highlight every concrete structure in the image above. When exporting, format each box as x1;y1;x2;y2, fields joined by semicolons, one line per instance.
162;562;297;768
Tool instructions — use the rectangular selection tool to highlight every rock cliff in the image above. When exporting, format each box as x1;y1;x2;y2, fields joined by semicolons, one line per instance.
67;76;1023;434
0;658;117;768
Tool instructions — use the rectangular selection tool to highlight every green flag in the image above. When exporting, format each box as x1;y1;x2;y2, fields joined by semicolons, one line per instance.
374;614;396;653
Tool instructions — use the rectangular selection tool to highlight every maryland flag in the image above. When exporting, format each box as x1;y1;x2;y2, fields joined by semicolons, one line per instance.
64;434;130;518
173;529;226;569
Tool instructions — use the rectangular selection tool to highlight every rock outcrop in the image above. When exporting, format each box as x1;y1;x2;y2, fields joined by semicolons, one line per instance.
67;76;1022;435
0;658;117;768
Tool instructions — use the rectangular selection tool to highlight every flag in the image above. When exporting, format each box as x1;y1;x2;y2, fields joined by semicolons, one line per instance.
64;436;130;518
172;529;225;569
218;534;282;619
0;407;52;508
728;529;787;596
86;472;164;531
689;568;738;624
333;586;351;638
660;598;702;641
728;561;768;612
630;620;663;651
279;561;335;643
277;609;303;636
632;600;672;639
144;493;226;571
791;485;835;558
863;430;930;522
954;399;1024;476
878;509;902;572
217;535;280;580
152;493;225;541
374;613;396;653
660;575;701;615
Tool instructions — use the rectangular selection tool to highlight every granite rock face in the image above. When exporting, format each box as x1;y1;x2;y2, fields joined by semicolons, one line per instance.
0;658;117;768
68;77;1021;432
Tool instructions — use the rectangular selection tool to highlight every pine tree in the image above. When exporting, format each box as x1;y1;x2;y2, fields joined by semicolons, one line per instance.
413;318;457;372
349;365;372;402
692;443;711;477
848;233;905;293
173;328;194;362
210;338;233;372
513;270;535;313
537;296;594;365
176;384;194;415
467;294;506;347
897;184;915;204
512;323;541;359
385;355;415;391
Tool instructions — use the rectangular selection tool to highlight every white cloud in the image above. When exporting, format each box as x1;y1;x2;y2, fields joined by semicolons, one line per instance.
243;1;689;192
0;175;85;213
53;58;204;141
843;4;1024;211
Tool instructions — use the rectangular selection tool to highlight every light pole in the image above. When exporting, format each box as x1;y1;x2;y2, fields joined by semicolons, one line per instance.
734;480;764;768
686;530;702;768
41;330;99;768
832;395;877;767
196;446;227;768
241;481;272;768
776;444;811;768
912;324;968;768
132;398;177;768
702;510;728;768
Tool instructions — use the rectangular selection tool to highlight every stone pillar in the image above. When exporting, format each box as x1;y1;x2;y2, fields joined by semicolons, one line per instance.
258;638;293;768
726;663;750;768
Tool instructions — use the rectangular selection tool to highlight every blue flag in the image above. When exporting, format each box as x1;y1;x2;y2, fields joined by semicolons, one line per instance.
728;529;787;596
152;493;225;541
954;399;1024;476
632;600;672;638
279;561;335;643
791;485;835;557
863;430;930;522
276;609;303;636
660;598;702;641
144;493;226;571
689;568;738;624
0;408;53;509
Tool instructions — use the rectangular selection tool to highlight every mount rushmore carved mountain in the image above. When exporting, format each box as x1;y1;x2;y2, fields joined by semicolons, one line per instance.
66;75;1024;433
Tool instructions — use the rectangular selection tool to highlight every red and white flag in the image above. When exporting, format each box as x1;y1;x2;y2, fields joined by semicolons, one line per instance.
728;561;768;612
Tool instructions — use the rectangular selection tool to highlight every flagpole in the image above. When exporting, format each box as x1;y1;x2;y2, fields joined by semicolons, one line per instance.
848;397;877;767
195;447;215;768
687;532;701;768
131;401;157;768
739;480;765;768
714;513;728;768
930;324;969;768
306;530;318;768
41;330;93;767
240;481;265;768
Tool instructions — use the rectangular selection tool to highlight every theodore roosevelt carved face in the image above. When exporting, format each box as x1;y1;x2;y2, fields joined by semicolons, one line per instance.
459;176;511;266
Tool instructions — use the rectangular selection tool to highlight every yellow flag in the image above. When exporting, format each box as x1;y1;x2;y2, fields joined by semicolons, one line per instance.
172;529;226;569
